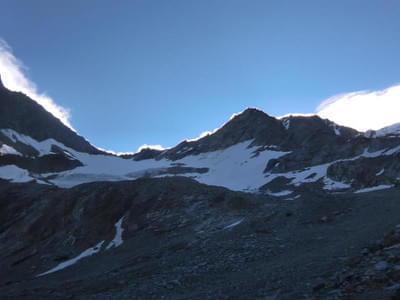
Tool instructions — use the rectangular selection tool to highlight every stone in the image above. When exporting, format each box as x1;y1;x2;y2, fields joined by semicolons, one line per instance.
312;278;326;291
320;216;328;223
374;261;389;271
385;283;400;291
361;248;369;256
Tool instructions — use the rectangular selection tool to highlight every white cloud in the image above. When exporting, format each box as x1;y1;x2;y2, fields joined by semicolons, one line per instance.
0;39;73;130
137;144;165;152
317;84;400;132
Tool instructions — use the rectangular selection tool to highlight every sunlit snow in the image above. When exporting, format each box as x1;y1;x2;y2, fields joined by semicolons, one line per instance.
49;140;290;192
2;128;400;193
266;190;293;196
223;219;244;229
0;144;21;156
106;217;124;250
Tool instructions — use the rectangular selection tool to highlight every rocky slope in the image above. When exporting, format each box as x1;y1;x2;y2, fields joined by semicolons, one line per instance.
2;75;400;193
0;75;100;155
2;76;400;299
1;179;400;299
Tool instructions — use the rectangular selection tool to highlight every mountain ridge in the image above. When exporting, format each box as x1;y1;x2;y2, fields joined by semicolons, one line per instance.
1;79;400;193
2;74;400;299
0;79;101;155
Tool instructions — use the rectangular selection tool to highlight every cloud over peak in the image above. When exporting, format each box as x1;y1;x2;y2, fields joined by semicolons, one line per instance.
317;84;400;132
0;39;73;129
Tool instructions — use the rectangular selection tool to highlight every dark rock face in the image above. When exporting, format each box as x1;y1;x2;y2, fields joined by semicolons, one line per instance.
0;152;82;173
129;147;163;161
1;179;400;299
327;154;400;188
0;84;101;155
132;108;361;163
3;73;400;299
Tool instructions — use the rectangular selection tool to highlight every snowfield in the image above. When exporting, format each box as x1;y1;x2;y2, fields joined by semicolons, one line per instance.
0;165;32;183
1;128;399;194
51;140;290;191
0;129;292;191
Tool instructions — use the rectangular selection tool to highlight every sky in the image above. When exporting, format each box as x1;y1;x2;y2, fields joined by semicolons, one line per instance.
1;1;400;153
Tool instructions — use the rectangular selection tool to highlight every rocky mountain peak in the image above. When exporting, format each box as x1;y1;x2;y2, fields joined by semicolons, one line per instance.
231;107;271;120
0;82;102;155
226;108;278;129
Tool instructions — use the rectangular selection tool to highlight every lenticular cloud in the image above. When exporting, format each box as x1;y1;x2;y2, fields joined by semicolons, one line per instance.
317;84;400;132
0;39;73;130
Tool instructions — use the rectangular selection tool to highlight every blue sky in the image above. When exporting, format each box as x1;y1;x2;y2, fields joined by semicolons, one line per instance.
1;1;400;152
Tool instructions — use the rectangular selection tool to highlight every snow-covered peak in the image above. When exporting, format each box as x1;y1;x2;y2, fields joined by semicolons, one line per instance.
376;123;400;137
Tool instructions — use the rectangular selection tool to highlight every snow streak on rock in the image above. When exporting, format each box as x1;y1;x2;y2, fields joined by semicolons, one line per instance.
354;185;393;194
0;144;21;156
37;240;105;277
106;217;125;250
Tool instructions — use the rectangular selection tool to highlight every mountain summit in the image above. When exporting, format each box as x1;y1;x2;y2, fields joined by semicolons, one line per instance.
1;81;400;191
0;81;101;154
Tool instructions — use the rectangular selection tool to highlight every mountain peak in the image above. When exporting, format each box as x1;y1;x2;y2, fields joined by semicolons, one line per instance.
232;107;270;120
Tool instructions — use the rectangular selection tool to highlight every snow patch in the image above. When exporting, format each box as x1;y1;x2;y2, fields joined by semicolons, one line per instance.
263;144;397;189
266;190;293;197
170;141;290;192
223;219;244;230
376;123;400;137
323;177;351;190
264;163;330;187
0;144;21;156
332;125;341;136
282;118;290;130
266;145;280;150
37;240;104;276
63;151;76;160
284;195;301;201
106;217;124;250
382;145;400;156
0;165;32;183
354;185;393;194
376;168;385;176
1;129;66;156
